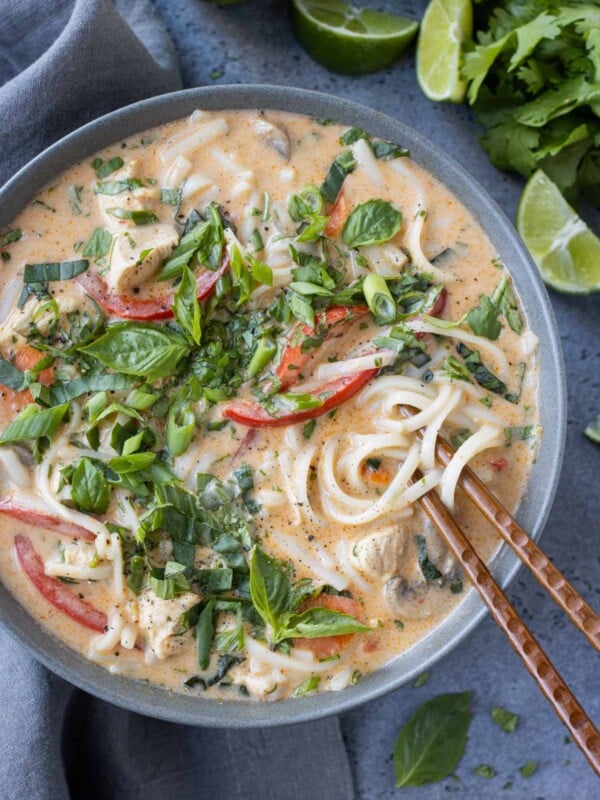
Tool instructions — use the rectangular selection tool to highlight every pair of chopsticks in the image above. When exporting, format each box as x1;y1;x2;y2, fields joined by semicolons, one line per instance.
400;405;600;776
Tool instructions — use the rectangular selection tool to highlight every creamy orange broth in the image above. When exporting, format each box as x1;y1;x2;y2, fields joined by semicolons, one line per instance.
0;110;538;701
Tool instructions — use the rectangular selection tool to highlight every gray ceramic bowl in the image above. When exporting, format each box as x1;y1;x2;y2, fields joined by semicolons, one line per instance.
0;85;566;727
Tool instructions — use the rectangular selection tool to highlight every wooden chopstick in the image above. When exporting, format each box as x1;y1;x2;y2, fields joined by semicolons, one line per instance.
399;405;600;652
408;468;600;776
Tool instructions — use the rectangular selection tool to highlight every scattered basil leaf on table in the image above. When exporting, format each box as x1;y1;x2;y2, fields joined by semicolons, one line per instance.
393;692;472;788
491;705;519;733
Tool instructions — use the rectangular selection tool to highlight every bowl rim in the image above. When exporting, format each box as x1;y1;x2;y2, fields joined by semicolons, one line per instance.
0;84;566;728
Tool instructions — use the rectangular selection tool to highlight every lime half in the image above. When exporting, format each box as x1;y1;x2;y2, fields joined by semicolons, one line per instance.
291;0;419;75
517;169;600;294
416;0;472;102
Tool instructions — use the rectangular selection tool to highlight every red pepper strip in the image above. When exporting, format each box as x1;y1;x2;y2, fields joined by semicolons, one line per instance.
76;258;229;321
0;501;95;541
223;368;377;428
275;305;369;391
415;287;448;340
429;287;447;318
15;534;108;633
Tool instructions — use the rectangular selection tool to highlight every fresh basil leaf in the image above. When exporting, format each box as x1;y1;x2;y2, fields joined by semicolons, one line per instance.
320;151;357;203
394;692;472;787
161;187;182;206
150;562;191;600
47;374;131;405
0;357;26;391
94;179;143;195
127;554;145;594
23;260;88;282
342;200;402;248
492;275;523;334
0;229;22;248
0;402;68;444
107;208;158;225
196;598;215;670
80;323;191;382
214;602;244;654
195;568;233;593
249;546;292;634
417;535;442;582
491;706;518;733
71;457;110;514
456;343;507;395
93;156;124;178
173;265;202;345
466;295;502;340
283;607;369;639
159;203;224;281
82;228;113;260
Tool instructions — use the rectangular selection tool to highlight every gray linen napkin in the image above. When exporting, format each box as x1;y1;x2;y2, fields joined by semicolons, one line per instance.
0;2;356;799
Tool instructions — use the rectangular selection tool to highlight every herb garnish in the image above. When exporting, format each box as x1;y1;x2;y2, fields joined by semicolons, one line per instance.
393;692;472;787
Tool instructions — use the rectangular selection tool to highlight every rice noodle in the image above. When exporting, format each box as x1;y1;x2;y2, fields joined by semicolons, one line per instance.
352;138;383;186
406;317;510;379
440;424;503;510
406;206;456;283
271;531;348;591
246;637;333;674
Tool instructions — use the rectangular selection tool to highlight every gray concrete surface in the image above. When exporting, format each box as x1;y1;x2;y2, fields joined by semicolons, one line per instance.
152;1;600;796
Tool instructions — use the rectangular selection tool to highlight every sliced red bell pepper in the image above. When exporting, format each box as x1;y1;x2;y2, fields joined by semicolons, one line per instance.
275;305;369;391
14;534;108;633
223;368;377;428
0;501;95;541
76;259;229;321
429;287;447;318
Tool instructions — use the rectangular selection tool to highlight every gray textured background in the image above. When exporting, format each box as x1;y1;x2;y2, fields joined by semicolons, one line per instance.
152;1;599;796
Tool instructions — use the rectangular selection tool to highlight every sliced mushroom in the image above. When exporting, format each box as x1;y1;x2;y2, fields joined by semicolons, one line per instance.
385;576;452;620
349;525;406;581
252;118;291;161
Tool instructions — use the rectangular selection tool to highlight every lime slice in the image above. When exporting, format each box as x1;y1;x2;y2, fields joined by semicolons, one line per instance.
291;0;419;75
517;169;600;294
416;0;472;102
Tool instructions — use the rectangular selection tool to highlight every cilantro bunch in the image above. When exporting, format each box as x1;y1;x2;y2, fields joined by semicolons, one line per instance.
464;1;600;205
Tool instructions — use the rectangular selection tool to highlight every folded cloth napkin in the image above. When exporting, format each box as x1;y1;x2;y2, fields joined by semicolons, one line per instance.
0;2;356;798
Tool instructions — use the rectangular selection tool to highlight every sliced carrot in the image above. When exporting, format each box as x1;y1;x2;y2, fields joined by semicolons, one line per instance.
324;193;349;238
293;594;364;659
360;460;392;486
14;345;54;386
0;345;53;417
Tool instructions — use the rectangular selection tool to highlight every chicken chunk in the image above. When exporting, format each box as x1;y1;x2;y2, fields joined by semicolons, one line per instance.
349;525;406;581
106;224;179;294
138;589;199;659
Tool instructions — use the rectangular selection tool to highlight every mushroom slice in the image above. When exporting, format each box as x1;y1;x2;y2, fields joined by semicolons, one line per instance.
385;576;450;621
253;118;291;161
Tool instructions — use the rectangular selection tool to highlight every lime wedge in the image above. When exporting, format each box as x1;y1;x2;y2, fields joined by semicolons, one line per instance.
416;0;472;102
291;0;419;75
517;169;600;294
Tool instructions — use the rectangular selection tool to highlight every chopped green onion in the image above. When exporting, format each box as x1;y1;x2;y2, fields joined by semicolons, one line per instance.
247;336;277;379
363;273;396;324
167;403;196;457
